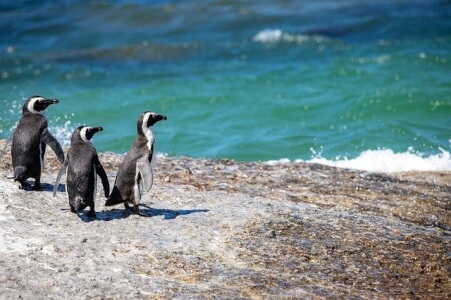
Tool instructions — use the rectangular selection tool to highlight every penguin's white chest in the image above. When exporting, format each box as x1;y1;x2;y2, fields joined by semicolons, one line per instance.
143;127;154;151
132;127;156;205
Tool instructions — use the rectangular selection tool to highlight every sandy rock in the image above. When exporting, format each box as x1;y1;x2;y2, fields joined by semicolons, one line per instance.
0;139;449;298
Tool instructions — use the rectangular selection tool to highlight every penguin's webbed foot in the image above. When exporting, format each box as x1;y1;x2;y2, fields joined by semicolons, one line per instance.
122;203;132;216
87;210;96;218
32;184;42;191
134;206;151;217
124;203;149;217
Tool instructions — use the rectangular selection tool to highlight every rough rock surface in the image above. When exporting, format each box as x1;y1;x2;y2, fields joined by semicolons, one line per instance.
0;140;449;299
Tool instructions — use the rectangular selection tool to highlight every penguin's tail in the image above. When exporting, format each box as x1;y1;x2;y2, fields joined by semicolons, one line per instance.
14;166;28;183
105;186;124;206
70;196;82;214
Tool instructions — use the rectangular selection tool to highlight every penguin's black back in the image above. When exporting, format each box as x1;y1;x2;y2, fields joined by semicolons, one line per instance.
66;141;98;203
11;113;48;175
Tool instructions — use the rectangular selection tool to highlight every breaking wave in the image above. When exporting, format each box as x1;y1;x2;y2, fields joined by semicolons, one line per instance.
267;147;451;172
253;29;327;44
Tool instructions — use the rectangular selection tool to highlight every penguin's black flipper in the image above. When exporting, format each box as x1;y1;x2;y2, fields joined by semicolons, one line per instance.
105;186;124;206
53;160;68;197
95;155;110;197
41;128;65;163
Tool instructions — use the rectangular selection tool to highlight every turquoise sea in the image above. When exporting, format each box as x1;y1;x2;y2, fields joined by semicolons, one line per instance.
0;0;450;171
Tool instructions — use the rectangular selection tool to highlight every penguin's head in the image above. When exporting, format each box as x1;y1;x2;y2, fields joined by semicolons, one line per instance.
23;95;59;115
72;126;103;144
138;111;167;133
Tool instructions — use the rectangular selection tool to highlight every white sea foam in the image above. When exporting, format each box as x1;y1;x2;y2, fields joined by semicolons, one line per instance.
5;120;73;145
253;29;325;44
48;118;75;147
253;29;284;43
267;147;451;173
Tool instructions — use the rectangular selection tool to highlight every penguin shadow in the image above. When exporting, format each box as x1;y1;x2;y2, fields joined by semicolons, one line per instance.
78;204;209;223
59;207;129;222
19;181;58;192
137;203;210;220
53;182;66;192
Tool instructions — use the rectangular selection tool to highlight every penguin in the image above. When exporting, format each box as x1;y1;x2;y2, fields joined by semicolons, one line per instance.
11;95;65;190
53;126;109;218
105;111;167;216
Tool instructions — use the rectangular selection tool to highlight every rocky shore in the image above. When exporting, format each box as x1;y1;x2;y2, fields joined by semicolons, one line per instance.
0;139;449;299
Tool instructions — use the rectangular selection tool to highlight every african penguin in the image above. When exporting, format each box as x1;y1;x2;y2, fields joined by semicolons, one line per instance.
53;126;109;218
11;95;65;190
105;111;167;216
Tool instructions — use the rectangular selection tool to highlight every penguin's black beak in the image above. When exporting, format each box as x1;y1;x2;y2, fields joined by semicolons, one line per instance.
43;98;59;104
156;114;167;122
35;98;59;111
39;98;59;106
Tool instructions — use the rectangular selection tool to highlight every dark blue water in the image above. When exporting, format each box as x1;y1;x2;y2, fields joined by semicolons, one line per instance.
0;0;450;171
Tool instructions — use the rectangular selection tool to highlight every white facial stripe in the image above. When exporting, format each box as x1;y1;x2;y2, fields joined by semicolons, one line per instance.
142;112;155;150
80;127;93;143
142;112;151;133
27;96;45;115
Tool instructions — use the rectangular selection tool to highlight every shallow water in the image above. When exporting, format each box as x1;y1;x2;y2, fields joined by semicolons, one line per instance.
0;0;450;170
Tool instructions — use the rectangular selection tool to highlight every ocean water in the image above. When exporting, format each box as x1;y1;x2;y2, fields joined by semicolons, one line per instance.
0;0;450;172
